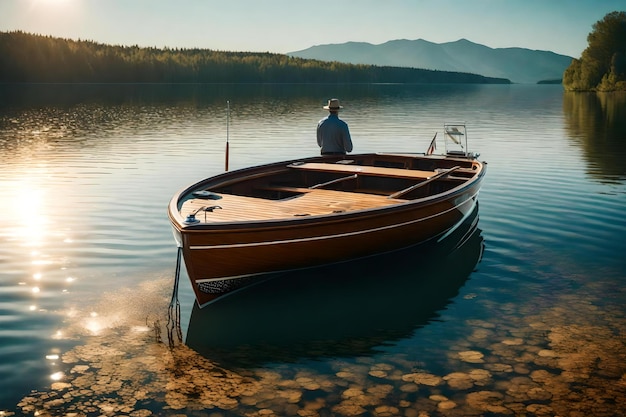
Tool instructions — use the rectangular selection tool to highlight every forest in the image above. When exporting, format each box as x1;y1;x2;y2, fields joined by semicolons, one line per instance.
563;11;626;92
0;31;509;85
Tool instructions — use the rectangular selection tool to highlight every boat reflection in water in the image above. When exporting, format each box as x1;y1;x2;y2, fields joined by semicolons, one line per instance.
186;204;484;367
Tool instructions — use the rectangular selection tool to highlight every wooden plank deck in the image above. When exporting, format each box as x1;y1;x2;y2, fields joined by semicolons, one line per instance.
180;188;409;223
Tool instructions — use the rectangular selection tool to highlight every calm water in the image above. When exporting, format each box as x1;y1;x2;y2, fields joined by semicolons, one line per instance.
1;84;625;416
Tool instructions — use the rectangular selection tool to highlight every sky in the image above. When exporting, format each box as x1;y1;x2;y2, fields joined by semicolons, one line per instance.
0;0;623;58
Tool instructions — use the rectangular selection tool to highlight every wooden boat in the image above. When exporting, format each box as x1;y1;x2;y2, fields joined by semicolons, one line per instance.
168;123;486;308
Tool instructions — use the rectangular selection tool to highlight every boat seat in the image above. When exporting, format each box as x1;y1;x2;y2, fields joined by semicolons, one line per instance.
259;185;408;201
288;162;438;180
259;185;314;194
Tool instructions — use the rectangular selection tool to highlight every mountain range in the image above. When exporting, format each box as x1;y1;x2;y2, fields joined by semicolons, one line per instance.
288;38;574;84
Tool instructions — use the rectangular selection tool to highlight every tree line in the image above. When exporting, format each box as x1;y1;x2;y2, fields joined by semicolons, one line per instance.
563;11;626;92
0;31;509;84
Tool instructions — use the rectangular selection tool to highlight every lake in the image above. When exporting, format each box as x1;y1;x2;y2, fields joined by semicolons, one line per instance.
1;83;625;416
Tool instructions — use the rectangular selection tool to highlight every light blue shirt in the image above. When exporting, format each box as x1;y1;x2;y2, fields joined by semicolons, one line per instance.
317;113;353;154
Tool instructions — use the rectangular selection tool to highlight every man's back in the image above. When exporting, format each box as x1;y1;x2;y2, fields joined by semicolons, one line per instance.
317;113;353;154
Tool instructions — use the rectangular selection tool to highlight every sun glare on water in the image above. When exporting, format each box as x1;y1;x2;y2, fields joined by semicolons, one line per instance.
3;180;49;247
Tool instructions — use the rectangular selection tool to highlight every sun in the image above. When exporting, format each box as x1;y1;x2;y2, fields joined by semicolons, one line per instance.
26;0;82;25
29;0;77;9
33;0;75;4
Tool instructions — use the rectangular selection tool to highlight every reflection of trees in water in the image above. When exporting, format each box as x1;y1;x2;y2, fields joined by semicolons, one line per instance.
0;83;479;108
563;92;626;181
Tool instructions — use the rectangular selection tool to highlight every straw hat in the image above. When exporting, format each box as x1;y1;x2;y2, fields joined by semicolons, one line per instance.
323;98;343;110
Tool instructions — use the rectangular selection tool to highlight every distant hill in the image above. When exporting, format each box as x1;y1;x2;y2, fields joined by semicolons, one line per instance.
288;39;574;84
0;31;509;84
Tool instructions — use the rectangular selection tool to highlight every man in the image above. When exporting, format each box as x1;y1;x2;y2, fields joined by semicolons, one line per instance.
317;98;353;155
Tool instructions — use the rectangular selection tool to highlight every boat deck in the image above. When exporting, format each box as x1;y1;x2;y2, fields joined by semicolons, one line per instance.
181;188;409;223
